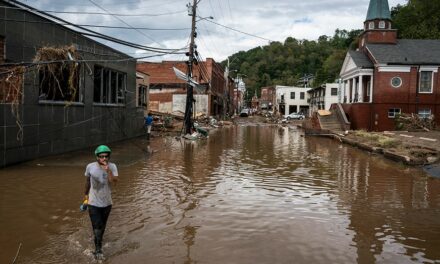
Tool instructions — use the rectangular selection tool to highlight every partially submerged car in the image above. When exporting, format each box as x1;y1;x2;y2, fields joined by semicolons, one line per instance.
284;112;305;120
240;108;250;117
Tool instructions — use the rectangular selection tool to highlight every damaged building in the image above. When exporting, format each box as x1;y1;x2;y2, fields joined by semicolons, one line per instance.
0;0;145;167
137;58;233;118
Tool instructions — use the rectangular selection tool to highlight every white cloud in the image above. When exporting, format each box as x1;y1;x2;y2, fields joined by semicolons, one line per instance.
20;0;408;62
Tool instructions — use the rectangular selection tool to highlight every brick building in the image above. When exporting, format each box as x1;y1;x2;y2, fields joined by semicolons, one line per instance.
260;86;276;111
137;58;229;117
339;0;440;131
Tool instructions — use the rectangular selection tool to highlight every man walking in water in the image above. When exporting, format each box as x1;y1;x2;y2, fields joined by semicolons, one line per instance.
145;112;153;140
83;145;118;260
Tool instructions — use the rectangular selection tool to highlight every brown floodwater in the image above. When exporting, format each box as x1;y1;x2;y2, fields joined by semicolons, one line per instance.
1;123;440;264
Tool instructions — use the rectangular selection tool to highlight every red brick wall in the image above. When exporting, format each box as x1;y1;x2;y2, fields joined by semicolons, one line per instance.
345;102;440;132
150;92;173;103
373;69;412;103
363;31;397;44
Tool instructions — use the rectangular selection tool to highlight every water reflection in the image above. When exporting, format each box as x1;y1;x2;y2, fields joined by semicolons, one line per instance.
0;125;439;264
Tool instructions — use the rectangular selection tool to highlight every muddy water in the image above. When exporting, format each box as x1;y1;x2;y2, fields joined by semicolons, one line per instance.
1;124;440;264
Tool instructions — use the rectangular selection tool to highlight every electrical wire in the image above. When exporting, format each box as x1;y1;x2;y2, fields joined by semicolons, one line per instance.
4;0;186;53
0;51;187;77
86;0;161;46
204;18;275;42
0;5;187;16
80;32;188;53
0;18;190;31
195;18;225;62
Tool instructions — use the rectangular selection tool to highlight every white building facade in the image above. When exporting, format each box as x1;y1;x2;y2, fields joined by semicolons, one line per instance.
275;86;311;116
308;83;340;113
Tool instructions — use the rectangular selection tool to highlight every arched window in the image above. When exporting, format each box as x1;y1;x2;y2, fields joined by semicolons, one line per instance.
379;21;385;29
369;21;374;29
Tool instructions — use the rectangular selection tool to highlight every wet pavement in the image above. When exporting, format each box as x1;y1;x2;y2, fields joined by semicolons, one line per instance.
1;121;440;263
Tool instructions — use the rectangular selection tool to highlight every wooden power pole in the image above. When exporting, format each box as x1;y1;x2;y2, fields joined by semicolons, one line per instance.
184;0;197;135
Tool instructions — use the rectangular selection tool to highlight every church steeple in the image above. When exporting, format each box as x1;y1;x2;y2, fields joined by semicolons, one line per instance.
366;0;391;21
359;0;397;49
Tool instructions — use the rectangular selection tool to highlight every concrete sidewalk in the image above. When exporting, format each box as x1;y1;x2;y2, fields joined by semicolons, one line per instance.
383;131;440;151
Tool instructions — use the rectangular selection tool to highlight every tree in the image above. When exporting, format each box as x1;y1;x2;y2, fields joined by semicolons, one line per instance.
392;1;440;39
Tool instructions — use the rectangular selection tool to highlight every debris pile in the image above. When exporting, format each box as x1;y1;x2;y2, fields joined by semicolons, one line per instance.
149;110;234;139
395;113;436;131
0;66;25;141
33;45;80;102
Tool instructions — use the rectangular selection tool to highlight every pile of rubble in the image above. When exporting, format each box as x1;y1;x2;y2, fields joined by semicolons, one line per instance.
150;111;234;139
395;113;436;131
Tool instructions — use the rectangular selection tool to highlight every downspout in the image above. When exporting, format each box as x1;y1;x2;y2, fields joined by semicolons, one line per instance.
415;65;420;114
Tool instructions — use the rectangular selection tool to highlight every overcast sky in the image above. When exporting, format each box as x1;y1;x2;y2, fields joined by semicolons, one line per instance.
19;0;408;63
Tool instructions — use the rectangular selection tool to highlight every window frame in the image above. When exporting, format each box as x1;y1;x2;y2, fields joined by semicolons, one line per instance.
390;76;402;88
300;92;305;100
418;108;431;119
378;21;385;29
330;88;338;96
38;62;84;104
93;65;126;106
388;108;401;118
419;71;433;93
290;92;295;99
368;21;375;30
137;85;147;107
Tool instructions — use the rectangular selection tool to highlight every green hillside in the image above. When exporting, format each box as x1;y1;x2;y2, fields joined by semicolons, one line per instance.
222;0;439;101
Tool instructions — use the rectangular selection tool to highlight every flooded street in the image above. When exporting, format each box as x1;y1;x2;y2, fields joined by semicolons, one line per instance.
1;123;440;263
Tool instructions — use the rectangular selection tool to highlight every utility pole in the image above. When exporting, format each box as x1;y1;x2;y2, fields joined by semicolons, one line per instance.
184;0;197;135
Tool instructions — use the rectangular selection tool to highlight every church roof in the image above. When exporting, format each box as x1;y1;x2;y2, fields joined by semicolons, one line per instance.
348;50;373;68
366;39;440;65
366;0;391;21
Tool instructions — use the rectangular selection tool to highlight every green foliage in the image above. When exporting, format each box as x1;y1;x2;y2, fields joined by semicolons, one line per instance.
222;1;436;97
392;1;440;39
222;28;360;95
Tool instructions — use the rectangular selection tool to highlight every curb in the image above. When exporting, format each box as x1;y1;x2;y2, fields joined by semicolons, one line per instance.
337;135;425;165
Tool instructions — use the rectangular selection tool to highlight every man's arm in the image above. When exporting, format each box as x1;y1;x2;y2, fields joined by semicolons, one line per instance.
84;176;91;195
101;161;118;184
107;168;118;184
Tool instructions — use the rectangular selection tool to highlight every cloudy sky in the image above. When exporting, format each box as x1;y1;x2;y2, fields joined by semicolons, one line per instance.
19;0;407;62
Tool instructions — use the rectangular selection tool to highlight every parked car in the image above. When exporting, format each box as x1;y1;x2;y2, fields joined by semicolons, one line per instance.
284;112;305;120
240;108;250;117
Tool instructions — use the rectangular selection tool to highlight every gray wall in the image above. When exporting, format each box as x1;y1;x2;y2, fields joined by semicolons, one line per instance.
0;1;144;167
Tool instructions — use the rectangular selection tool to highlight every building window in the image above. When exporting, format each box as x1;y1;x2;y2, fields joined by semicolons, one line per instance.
419;71;433;93
418;108;431;119
94;65;126;104
290;92;295;99
1;67;23;104
379;21;385;29
137;85;147;107
331;88;338;96
369;21;374;29
300;92;305;99
391;77;402;88
388;108;401;118
38;62;82;102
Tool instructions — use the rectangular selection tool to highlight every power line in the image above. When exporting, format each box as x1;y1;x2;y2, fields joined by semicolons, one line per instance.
3;1;186;54
86;0;161;46
0;6;186;17
204;19;275;42
80;32;187;53
0;51;187;77
0;18;190;31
